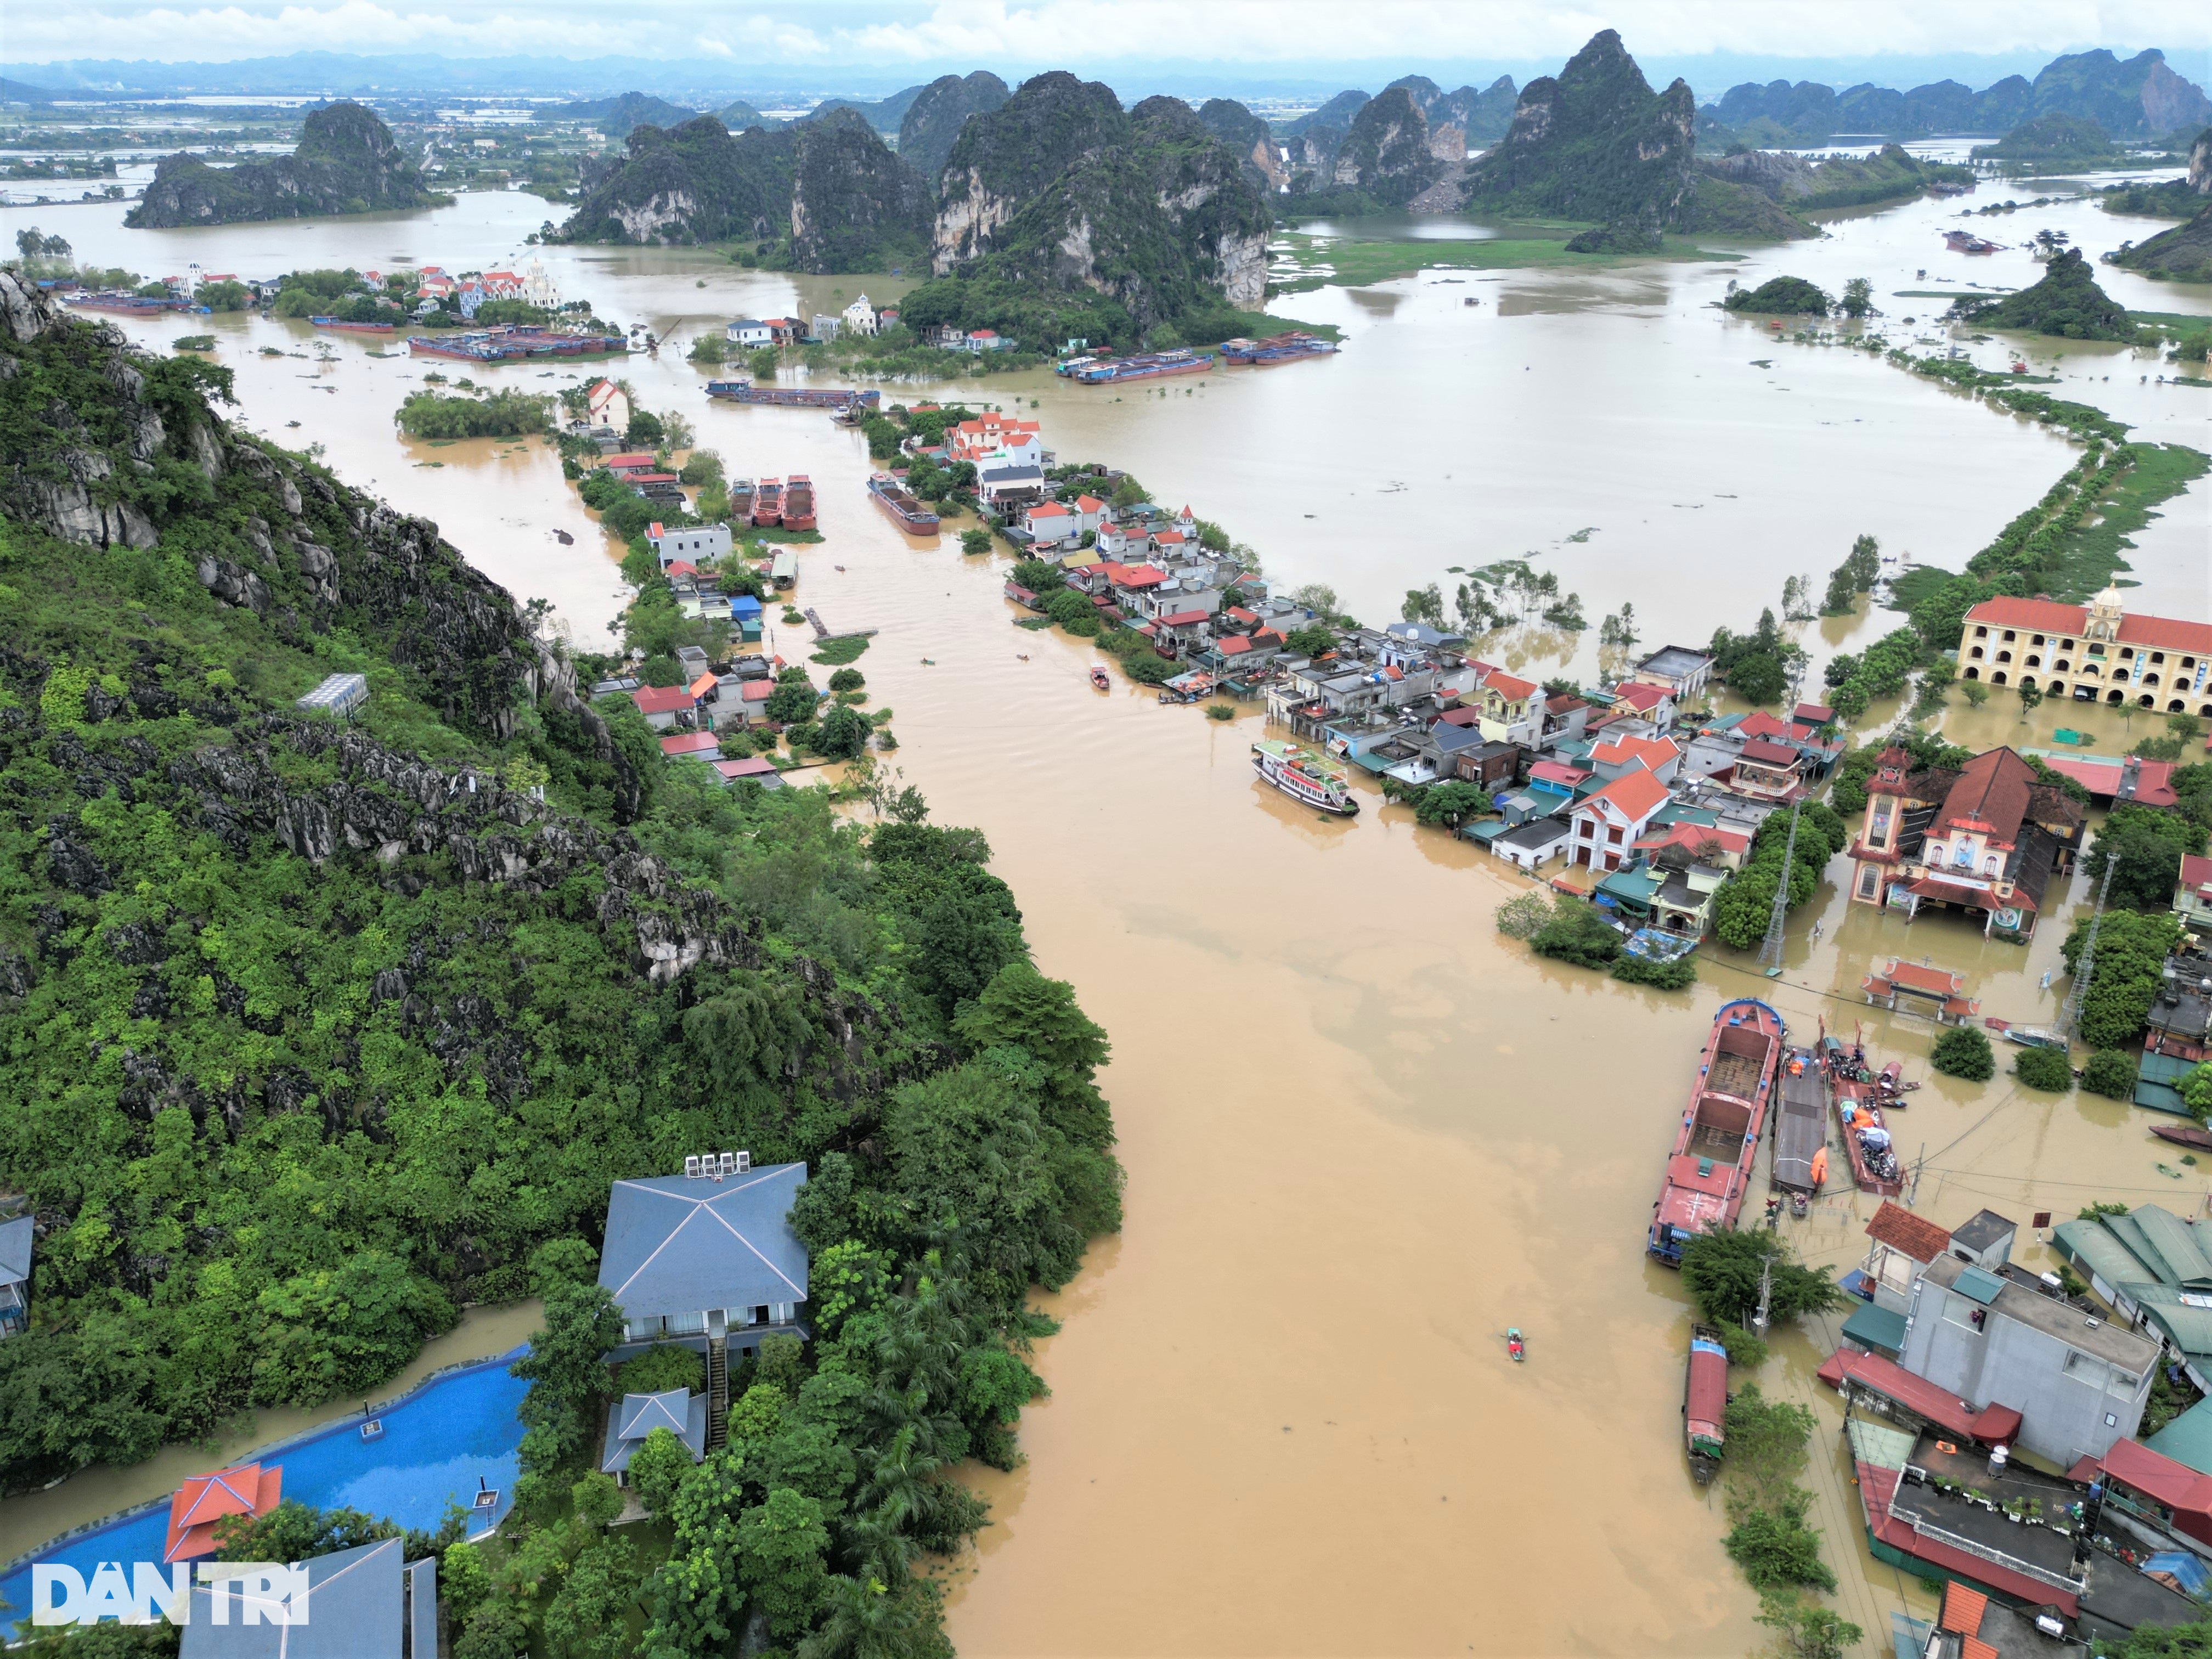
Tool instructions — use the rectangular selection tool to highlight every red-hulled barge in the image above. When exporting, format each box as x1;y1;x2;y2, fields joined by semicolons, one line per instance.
1648;998;1786;1265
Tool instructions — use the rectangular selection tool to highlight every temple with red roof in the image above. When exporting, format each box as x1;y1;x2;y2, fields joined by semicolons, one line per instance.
166;1463;283;1562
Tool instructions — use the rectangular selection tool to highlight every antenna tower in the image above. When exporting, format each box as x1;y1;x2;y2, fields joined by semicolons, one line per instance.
2060;855;2119;1039
1756;800;1803;978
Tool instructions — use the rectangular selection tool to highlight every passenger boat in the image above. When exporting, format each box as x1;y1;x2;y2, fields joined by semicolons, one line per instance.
309;317;396;334
1250;739;1358;815
1073;348;1214;384
781;474;817;531
867;473;939;534
1054;354;1100;377
1220;331;1338;366
1942;229;2003;255
1090;667;1111;691
727;477;754;521
2153;1124;2212;1153
1647;999;1786;1265
752;478;783;527
1685;1323;1729;1483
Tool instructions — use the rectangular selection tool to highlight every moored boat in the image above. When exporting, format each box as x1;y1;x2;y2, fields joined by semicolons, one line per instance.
1073;348;1214;384
704;380;882;410
309;317;396;334
782;474;817;531
2153;1124;2212;1152
1942;229;2003;254
1685;1323;1728;1482
1648;999;1786;1265
867;472;939;534
1250;739;1358;815
1829;1040;1904;1196
753;478;783;527
1221;330;1338;366
727;477;754;521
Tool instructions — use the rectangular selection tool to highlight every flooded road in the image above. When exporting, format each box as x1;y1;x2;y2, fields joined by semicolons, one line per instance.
3;176;2207;1653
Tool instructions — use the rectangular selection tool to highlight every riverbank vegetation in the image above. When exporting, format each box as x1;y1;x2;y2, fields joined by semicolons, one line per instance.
1266;226;1737;295
1948;248;2148;342
0;284;1121;1656
1724;276;1833;315
395;388;555;439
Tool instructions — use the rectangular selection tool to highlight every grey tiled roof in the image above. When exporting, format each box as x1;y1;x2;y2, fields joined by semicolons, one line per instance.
597;1165;809;1323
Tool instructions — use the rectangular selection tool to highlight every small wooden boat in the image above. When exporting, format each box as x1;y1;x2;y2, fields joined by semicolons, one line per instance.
1090;667;1111;691
1506;1328;1526;1363
2153;1124;2212;1153
1685;1323;1728;1483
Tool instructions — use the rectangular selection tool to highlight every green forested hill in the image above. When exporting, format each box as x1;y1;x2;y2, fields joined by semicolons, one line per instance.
0;275;1120;1652
125;101;447;229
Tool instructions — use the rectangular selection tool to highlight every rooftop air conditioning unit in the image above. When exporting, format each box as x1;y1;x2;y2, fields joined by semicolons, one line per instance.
734;1150;752;1173
684;1155;702;1178
716;1152;735;1178
2085;1315;2103;1329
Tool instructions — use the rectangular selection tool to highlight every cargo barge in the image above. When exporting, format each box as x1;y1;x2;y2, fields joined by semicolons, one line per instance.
867;473;939;534
752;478;783;528
310;317;396;335
1648;999;1785;1265
1685;1324;1729;1483
781;474;817;532
408;325;626;362
1072;349;1214;384
65;294;201;316
704;381;882;410
1221;331;1338;366
727;477;754;522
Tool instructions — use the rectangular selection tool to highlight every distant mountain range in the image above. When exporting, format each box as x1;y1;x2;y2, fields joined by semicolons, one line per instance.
1711;48;2211;145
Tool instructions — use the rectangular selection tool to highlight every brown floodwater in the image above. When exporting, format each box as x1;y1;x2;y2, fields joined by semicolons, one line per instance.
4;183;2208;1654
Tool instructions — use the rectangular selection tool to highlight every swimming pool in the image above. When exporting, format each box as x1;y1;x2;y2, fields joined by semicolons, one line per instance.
0;1348;529;1632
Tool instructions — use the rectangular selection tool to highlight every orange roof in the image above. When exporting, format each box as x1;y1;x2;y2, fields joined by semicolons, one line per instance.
1075;494;1105;511
1965;596;2089;634
2122;611;2212;653
1633;821;1751;857
1581;765;1668;822
1611;681;1668;710
688;672;718;697
1592;735;1679;770
661;731;721;757
1866;1200;1950;1262
166;1464;282;1563
1029;501;1071;516
1940;1582;1988;1637
1484;672;1538;702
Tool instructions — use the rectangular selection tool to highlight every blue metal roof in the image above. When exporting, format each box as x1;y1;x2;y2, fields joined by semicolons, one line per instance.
597;1164;809;1323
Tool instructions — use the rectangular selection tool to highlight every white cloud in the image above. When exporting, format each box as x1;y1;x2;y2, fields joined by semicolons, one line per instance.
5;0;2209;69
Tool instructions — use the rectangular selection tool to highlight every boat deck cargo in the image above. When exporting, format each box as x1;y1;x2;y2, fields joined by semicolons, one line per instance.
867;473;939;534
1251;739;1358;815
1073;349;1214;384
1826;1037;1904;1195
1685;1323;1728;1482
704;381;883;409
408;325;625;362
782;473;817;531
1649;999;1785;1264
1771;1047;1828;1193
1221;331;1339;366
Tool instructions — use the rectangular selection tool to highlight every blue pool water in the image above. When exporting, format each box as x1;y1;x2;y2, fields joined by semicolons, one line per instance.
0;1348;528;1632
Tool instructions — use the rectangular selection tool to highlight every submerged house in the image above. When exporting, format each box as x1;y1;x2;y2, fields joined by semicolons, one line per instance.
2051;1204;2212;1390
1846;744;2084;939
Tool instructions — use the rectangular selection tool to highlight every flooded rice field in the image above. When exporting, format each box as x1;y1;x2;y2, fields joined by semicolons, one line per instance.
2;174;2207;1653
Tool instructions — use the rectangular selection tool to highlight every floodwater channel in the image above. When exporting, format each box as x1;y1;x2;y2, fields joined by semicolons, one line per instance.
2;173;2208;1654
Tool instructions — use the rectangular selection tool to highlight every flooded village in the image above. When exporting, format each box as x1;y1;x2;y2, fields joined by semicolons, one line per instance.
4;52;2212;1659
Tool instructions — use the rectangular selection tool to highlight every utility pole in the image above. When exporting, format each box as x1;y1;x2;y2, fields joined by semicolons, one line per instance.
1907;1142;1926;1208
2061;856;2119;1039
1756;800;1802;979
1752;1252;1775;1339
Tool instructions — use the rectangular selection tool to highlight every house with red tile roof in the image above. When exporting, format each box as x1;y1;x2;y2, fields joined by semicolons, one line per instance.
1960;585;2212;718
1589;733;1681;786
1731;737;1807;804
629;684;697;731
1023;500;1075;543
1846;745;2085;939
659;731;722;760
1859;1200;1954;1314
166;1463;283;1563
1607;679;1674;727
1472;670;1542;746
1631;820;1752;870
1863;956;1982;1024
1567;765;1669;872
2178;853;2212;939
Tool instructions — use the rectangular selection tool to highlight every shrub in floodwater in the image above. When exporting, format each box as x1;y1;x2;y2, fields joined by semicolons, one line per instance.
1611;953;1695;990
827;668;865;693
1754;1594;1861;1659
1680;1230;1843;1329
1714;1320;1768;1369
2014;1045;2075;1092
2080;1048;2139;1101
1529;900;1621;969
1724;1494;1837;1592
1494;890;1555;940
1204;703;1235;721
1932;1025;1996;1081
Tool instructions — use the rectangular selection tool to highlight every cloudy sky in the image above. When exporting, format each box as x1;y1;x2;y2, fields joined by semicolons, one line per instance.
7;0;2209;87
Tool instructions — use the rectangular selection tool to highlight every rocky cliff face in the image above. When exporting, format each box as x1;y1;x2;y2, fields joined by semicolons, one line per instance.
1464;30;1810;239
1330;87;1451;205
0;271;644;813
896;71;1012;187
1197;98;1286;191
555;115;794;247
920;79;1272;325
125;101;443;228
787;109;933;273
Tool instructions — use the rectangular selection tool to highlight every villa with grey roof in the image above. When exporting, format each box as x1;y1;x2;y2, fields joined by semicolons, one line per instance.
602;1387;709;1482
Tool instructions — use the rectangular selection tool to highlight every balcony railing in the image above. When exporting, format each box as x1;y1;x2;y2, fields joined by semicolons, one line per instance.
1890;1503;2084;1593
